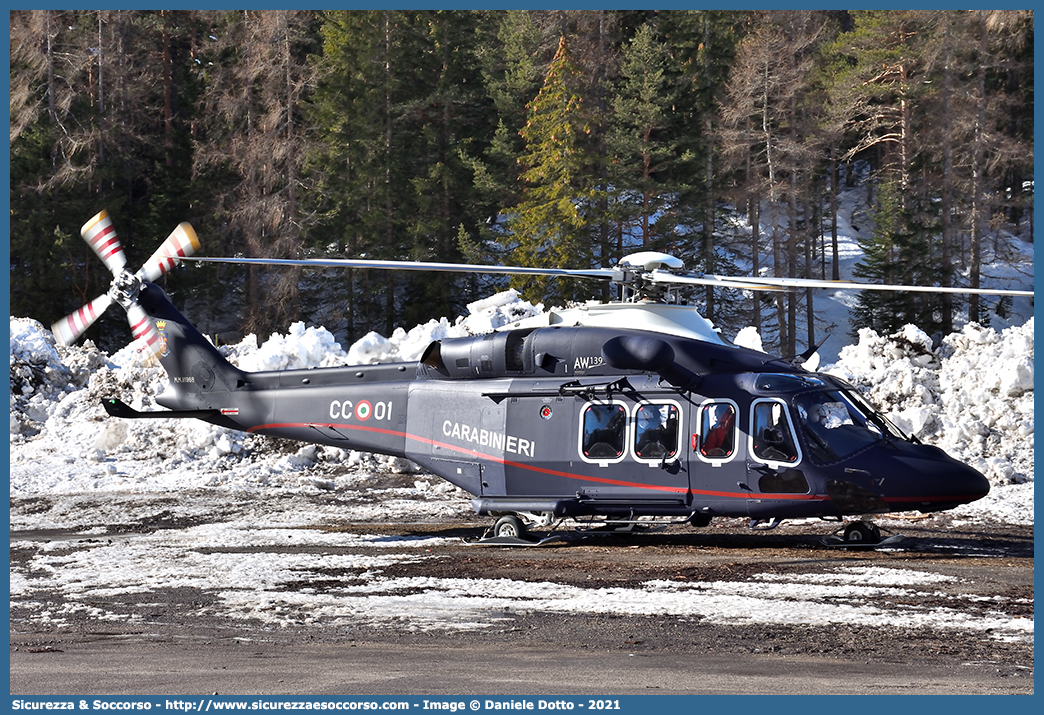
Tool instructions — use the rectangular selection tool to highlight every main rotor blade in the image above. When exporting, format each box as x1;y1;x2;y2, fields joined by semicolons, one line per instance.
647;271;787;292
138;223;201;283
80;210;127;275
175;255;615;280
715;274;1035;298
175;253;1032;297
51;293;113;346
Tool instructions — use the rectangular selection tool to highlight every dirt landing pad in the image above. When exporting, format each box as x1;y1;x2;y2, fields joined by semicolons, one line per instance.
10;492;1034;695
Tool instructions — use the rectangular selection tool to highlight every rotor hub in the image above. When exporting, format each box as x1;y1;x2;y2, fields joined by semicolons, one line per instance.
612;266;686;304
109;270;143;309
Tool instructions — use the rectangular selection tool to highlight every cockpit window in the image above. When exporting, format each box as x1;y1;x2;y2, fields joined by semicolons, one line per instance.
580;403;627;462
751;399;800;464
794;390;903;464
755;373;826;393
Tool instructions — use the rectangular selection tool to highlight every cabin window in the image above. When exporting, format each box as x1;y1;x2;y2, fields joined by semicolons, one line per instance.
580;403;627;463
697;401;737;461
633;403;681;464
751;399;800;464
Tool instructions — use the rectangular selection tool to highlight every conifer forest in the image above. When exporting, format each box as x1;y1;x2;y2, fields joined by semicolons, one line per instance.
9;10;1034;354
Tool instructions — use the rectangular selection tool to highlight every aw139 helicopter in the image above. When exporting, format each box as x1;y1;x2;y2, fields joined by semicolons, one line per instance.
53;210;1033;545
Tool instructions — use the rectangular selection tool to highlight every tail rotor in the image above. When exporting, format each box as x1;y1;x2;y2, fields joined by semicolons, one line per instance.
51;211;200;352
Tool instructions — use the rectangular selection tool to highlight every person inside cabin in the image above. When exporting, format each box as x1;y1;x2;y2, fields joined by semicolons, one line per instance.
635;404;679;459
752;401;799;463
701;404;735;458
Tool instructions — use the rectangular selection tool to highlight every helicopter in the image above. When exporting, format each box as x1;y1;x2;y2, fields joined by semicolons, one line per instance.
53;210;1033;546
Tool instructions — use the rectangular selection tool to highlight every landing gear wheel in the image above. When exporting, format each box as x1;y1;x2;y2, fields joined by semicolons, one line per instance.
688;513;712;528
843;521;881;544
493;515;527;540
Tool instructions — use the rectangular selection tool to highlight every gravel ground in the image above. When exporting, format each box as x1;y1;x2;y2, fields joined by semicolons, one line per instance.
9;485;1034;695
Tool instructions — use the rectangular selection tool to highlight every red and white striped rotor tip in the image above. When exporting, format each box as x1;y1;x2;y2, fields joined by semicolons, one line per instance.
51;293;114;346
137;223;201;283
125;302;162;356
80;210;128;275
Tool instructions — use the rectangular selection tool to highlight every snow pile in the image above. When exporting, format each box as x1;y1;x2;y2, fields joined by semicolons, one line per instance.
733;326;765;353
10;318;106;438
824;319;1034;487
820;318;1034;527
280;289;538;366
345;289;543;365
223;322;351;372
209;289;543;369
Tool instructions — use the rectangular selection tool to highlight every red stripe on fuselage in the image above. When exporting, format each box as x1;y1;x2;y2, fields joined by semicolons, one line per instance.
240;420;972;508
244;420;838;500
242;422;964;506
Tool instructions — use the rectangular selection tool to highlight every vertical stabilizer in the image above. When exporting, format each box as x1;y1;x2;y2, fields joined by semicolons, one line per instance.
136;282;247;411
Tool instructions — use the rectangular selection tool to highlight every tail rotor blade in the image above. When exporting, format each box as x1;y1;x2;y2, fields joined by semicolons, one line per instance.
80;210;127;275
51;293;113;346
125;302;162;355
136;222;201;283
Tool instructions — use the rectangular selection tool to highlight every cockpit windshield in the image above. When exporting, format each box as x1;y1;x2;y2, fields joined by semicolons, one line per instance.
794;389;907;464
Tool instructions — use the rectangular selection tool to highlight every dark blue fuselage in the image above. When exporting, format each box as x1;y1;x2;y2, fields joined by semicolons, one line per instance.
139;282;990;524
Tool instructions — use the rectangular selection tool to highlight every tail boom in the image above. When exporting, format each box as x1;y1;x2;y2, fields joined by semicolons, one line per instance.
132;282;412;457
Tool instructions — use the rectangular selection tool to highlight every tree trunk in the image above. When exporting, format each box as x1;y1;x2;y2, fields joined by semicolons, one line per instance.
830;152;839;281
939;15;954;334
704;113;715;321
968;12;987;323
162;10;174;167
750;195;762;335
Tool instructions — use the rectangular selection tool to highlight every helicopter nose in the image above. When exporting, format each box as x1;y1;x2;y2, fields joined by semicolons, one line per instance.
882;448;991;512
953;461;992;502
963;462;991;493
826;445;991;516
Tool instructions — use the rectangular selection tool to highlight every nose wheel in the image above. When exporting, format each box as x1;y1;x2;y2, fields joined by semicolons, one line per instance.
843;521;881;543
821;520;904;549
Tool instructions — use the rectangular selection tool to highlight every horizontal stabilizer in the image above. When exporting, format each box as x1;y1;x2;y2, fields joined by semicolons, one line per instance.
102;397;221;420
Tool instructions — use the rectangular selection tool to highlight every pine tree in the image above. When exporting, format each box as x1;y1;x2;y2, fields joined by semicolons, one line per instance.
834;11;1033;332
193;10;321;339
508;37;598;306
606;24;679;252
829;11;935;194
719;11;829;353
312;11;505;337
850;180;948;337
398;11;503;328
658;10;746;325
452;12;558;299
